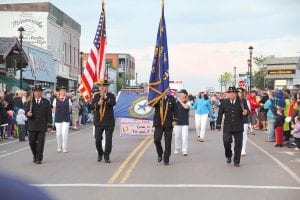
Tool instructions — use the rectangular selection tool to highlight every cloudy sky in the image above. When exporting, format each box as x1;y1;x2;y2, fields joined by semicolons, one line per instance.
2;0;300;94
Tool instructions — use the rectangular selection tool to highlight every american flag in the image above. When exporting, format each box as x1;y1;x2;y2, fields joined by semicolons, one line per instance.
79;2;106;101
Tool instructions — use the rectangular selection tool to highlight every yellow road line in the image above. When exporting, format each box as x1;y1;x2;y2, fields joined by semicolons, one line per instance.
107;135;151;184
119;138;154;184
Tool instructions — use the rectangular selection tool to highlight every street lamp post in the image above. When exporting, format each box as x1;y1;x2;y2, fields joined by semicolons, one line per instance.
105;64;109;80
18;26;25;89
220;74;223;92
79;51;84;77
136;72;138;86
247;59;251;92
248;46;254;91
234;66;237;86
123;65;126;87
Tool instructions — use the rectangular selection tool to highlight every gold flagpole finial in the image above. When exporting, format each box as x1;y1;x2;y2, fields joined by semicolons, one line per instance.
162;0;165;7
102;0;105;7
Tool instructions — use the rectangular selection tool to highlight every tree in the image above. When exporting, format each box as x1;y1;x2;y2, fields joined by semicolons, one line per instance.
218;72;233;89
252;55;274;90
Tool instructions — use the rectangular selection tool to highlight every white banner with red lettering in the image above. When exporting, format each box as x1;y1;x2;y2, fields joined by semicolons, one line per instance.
119;118;154;136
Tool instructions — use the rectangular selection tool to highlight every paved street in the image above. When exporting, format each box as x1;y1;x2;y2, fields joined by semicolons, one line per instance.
0;114;300;200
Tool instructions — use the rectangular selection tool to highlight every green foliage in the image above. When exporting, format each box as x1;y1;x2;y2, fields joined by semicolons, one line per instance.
252;55;275;89
218;72;233;88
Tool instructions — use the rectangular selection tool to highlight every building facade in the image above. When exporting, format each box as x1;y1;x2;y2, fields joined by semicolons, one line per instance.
0;1;81;90
106;53;135;88
264;57;300;89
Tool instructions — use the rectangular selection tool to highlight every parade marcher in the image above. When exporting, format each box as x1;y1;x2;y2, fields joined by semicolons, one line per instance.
191;90;214;142
26;86;52;164
153;93;178;165
238;87;251;156
174;89;190;156
91;80;116;163
52;86;72;153
216;86;249;167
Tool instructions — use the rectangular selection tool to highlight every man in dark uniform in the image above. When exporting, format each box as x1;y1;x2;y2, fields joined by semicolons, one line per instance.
216;86;249;167
26;86;52;164
153;94;178;165
91;80;116;163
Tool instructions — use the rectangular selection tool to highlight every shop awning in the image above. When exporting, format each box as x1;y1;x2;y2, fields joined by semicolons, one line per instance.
0;74;30;89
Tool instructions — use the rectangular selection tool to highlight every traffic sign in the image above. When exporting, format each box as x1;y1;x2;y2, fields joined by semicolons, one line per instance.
238;80;245;87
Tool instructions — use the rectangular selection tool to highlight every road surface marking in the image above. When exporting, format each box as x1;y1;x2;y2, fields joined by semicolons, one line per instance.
119;137;153;184
0;140;19;146
31;183;300;190
0;127;91;159
248;139;300;184
107;135;151;184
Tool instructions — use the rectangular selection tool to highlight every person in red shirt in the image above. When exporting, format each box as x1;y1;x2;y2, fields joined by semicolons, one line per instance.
247;90;260;134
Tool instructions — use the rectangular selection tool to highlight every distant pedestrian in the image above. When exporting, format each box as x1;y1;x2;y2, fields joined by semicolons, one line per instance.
216;86;249;167
174;89;190;156
16;108;27;141
72;97;81;129
209;108;217;130
274;107;284;147
292;115;300;150
247;90;259;134
264;91;276;142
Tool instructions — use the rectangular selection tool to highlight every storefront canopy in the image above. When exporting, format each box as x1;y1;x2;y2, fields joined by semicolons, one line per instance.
0;74;30;89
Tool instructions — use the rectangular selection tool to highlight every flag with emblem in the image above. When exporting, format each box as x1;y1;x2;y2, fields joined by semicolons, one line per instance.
114;92;154;120
147;1;169;107
79;1;107;101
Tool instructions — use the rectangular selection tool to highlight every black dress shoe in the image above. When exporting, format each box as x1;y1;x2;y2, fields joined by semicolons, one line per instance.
33;157;37;163
157;156;162;163
104;159;111;163
163;161;169;165
227;158;231;164
98;156;102;162
234;163;240;167
36;160;42;164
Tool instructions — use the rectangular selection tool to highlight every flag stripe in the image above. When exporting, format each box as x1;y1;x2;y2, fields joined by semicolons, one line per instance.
79;4;107;101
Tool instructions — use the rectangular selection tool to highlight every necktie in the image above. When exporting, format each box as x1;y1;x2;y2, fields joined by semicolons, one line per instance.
36;99;40;104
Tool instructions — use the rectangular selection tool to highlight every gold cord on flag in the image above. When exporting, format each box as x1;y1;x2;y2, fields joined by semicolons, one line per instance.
160;98;168;126
99;100;107;122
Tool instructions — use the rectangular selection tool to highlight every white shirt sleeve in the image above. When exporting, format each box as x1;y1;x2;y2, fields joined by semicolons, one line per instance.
69;98;72;106
186;101;191;108
52;99;56;107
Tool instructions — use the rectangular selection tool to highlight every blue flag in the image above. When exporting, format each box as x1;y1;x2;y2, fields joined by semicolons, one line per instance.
114;92;154;120
147;2;169;107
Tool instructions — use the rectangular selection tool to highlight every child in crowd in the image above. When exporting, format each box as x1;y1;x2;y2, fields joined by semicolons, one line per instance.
209;108;218;130
274;107;285;147
16;108;27;141
292;115;300;150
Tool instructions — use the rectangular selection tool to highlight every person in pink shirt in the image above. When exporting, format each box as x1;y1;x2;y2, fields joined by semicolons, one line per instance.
247;90;260;134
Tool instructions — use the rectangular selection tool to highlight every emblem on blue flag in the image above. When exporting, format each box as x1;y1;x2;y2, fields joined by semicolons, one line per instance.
114;92;154;120
147;1;169;107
